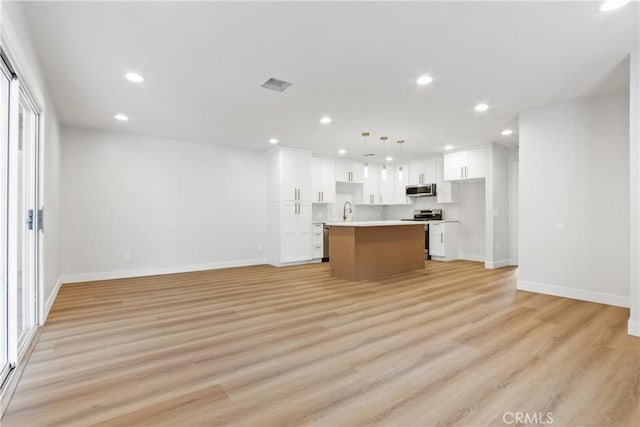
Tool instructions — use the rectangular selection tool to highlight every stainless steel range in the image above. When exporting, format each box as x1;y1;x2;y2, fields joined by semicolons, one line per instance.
401;209;443;259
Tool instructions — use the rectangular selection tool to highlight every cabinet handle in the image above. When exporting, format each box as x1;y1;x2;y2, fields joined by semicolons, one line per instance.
321;191;324;201
465;166;468;178
441;233;443;244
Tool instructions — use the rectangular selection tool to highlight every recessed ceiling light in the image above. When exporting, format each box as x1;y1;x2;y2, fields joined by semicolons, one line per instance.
269;138;279;144
385;156;393;162
597;0;630;13
416;75;433;86
474;103;489;112
114;113;128;121
320;116;332;124
125;72;144;83
444;145;453;151
501;129;513;136
338;149;346;154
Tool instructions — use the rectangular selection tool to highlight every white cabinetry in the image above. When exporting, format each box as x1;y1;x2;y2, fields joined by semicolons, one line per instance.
435;157;457;203
362;163;381;204
394;164;410;204
312;223;324;259
276;202;312;263
379;165;395;205
268;148;311;201
267;147;313;265
311;157;336;203
443;146;486;181
409;157;437;185
429;222;459;261
335;159;363;183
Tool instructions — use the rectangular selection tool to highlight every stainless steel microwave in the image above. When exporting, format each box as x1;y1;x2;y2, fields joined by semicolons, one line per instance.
406;183;436;197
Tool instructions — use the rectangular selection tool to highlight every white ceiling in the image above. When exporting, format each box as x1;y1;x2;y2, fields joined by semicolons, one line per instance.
22;1;639;161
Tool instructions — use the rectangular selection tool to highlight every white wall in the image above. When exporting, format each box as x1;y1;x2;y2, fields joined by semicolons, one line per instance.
519;91;630;307
457;181;485;262
1;1;62;321
485;143;511;268
60;126;267;281
629;51;639;336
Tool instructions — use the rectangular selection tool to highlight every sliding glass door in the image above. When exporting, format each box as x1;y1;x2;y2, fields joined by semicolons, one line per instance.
0;54;11;385
0;53;40;388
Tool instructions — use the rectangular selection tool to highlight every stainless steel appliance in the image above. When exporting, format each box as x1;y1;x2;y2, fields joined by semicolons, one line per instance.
323;224;330;262
406;183;436;197
400;209;443;259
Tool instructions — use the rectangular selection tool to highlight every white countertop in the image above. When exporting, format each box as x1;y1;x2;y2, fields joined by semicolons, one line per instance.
325;220;460;227
326;220;429;227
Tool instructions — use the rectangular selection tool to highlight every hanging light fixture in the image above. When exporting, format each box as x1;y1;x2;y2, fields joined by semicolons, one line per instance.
380;136;388;180
396;140;405;181
362;132;370;178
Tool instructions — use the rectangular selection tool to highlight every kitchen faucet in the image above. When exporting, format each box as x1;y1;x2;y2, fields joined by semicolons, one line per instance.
343;201;352;221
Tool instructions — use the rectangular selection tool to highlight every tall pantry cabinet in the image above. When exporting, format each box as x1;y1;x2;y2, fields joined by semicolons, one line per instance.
266;147;313;265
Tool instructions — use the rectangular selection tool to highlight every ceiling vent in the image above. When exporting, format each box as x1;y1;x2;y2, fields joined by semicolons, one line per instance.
261;77;293;92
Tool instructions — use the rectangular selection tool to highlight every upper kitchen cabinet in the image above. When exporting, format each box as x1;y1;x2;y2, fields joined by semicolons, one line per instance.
362;162;381;204
267;147;312;202
409;157;437;185
443;146;486;181
379;165;395;205
311;157;336;203
435;157;457;203
394;163;410;204
335;159;364;183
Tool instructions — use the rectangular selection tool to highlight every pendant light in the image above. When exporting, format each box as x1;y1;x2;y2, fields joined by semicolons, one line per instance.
362;132;370;178
380;136;388;180
397;140;405;181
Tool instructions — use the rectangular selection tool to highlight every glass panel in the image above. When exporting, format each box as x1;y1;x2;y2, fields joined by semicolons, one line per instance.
0;68;9;379
16;97;36;351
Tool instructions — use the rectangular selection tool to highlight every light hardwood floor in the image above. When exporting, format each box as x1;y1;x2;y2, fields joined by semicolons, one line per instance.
2;261;639;426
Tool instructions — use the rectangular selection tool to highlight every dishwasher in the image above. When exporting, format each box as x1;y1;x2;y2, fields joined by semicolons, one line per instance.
323;224;330;262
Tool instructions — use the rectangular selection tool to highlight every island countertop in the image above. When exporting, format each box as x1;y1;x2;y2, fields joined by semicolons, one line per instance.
326;220;459;227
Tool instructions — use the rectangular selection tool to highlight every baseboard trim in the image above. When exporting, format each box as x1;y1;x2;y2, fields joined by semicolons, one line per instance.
628;319;640;337
458;254;485;262
485;259;510;269
61;258;268;284
43;276;63;323
517;280;629;308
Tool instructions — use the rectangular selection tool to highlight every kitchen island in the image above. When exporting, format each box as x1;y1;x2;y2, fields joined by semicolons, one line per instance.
325;221;425;281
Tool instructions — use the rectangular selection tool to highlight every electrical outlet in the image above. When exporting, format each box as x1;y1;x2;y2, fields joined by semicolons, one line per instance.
123;251;131;261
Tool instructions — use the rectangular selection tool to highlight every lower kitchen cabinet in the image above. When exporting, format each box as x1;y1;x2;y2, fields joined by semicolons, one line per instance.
267;201;312;265
429;222;459;261
312;223;324;259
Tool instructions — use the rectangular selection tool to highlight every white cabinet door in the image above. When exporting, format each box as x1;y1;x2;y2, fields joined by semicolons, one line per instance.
466;146;486;180
423;157;437;183
336;160;363;183
394;163;409;204
363;163;380;204
429;223;445;257
311;157;323;203
443;151;467;181
280;202;299;262
295;151;311;202
409;159;424;185
321;158;336;203
296;202;312;261
280;149;299;200
380;166;395;204
435;157;456;203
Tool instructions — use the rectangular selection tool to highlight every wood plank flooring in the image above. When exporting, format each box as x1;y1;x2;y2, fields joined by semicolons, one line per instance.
2;261;638;426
